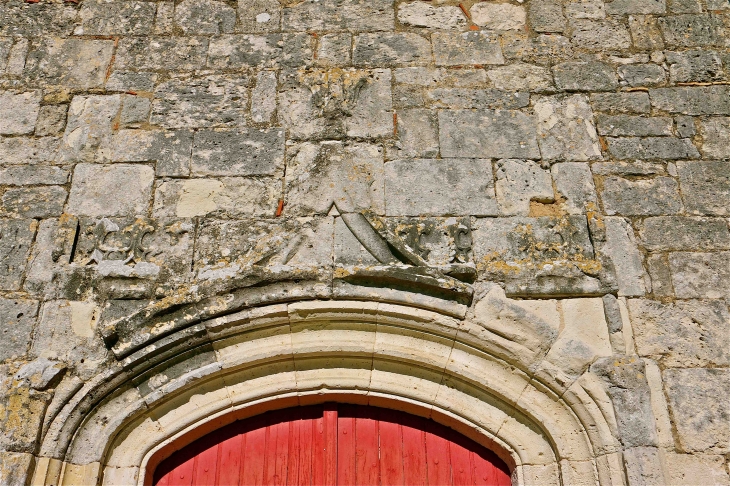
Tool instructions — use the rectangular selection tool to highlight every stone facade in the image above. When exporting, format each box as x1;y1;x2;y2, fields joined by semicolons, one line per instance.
0;0;729;484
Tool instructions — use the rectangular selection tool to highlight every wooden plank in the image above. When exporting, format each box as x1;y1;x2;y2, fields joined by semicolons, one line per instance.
192;443;219;485
472;449;511;486
323;404;338;486
354;406;379;485
400;414;427;486
311;407;326;486
425;424;452;486
241;415;268;486
296;408;316;486
336;404;357;486
265;418;289;486
449;433;474;486
167;456;195;486
287;418;301;486
379;409;405;486
217;432;244;486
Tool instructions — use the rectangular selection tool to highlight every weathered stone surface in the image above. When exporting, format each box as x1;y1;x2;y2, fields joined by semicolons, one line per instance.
666;49;724;83
646;253;674;297
60;95;121;163
534;94;602;161
0;91;40;135
439;110;539;159
700;117;730;159
120;96;151;126
111;130;193;177
317;34;352;67
658;14;725;47
239;0;281;33
630;15;666;50
590;92;651;114
664;368;730;453
116;37;209;71
622;447;667;485
24;38;114;89
664;453;730;486
605;0;666;14
425;88;529;110
470;3;526;30
597;115;672;137
677;160;730;216
1;186;67;219
0;219;36;291
175;0;236;35
0;2;77;36
14;358;66;390
529;0;566;33
0;166;68;186
385;158;497;217
494;159;553;216
629;299;730;367
601;176;682;215
565;0;606;19
486;63;554;93
106;71;158;92
191;129;285;177
553;61;618;91
0;298;39;360
601;217;648;296
35;105;68;137
397;2;466;30
282;0;394;32
394;67;487;87
0;451;34;486
569;19;632;51
251;71;278;123
501;33;575;65
432;32;504;66
669;251;730;299
618;63;666;86
207;34;283;69
551;163;597;214
387;109;439;159
78;0;155;35
353;33;431;67
640;216;730;250
650;86;730;115
606;137;699;159
67;164;154;218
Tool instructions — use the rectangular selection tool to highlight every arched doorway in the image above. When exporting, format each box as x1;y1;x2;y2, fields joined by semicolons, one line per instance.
152;404;511;486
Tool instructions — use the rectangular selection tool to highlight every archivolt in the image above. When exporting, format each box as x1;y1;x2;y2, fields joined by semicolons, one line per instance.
32;297;626;486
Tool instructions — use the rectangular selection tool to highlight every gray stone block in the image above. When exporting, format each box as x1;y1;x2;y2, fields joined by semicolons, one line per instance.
24;38;114;89
0;137;59;166
602;217;648;296
106;72;158;92
528;0;566;33
387;109;439;159
640;216;730;250
630;299;730;367
622;447;668;485
251;71;278;124
0;91;40;135
658;14;725;47
316;34;352;67
501;33;575;65
34;105;68;137
597;115;673;137
628;15;665;50
353;33;431;67
120;96;151;126
668;0;702;12
0;219;36;291
207;34;282;69
650;86;730;115
396;2;467;30
569;19;632;51
664;368;730;453
470;3;526;30
60;95;122;163
0;2;76;36
425;88;529;109
553;61;618;92
1;186;67;219
675;115;696;138
384;158;498;216
191;129;285;177
551;163;598;214
175;0;236;35
67;164;155;218
534;94;602;161
495;159;553;216
78;0;155;35
677;160;730;215
700;117;730;159
432;31;504;66
0;451;35;486
486;63;554;93
590;92;651;113
617;63;666;86
0;166;68;186
0;298;38;360
605;0;666;14
282;0;394;32
601;176;682;215
238;0;280;33
606;137;699;159
669;251;730;299
111;129;194;177
116;37;209;71
666;49;724;83
646;253;674;297
438;109;540;159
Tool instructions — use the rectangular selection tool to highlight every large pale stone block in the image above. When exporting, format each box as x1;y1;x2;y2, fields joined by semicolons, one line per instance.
0;219;37;291
534;94;602;161
25;38;114;88
0;298;39;360
495;159;553;216
0;91;41;135
60;95;122;163
191;129;285;176
601;217;648;297
397;2;467;30
67;164;154;217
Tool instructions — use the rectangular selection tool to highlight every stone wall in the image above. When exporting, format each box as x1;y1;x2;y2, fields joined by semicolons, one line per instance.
0;0;729;484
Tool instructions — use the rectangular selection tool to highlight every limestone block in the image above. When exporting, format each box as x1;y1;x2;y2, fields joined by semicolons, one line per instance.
495;159;553;216
107;72;158;92
623;447;667;485
432;31;504;66
175;0;236;34
61;463;101;486
658;14;725;48
191;129;285;176
251;71;278;124
24;38;114;89
597;115;673;137
238;0;281;33
639;216;730;251
551;163;598;214
565;0;606;19
0;219;36;291
669;251;730;299
153;178;279;219
282;0;393;32
664;368;730;453
0;378;50;453
285;141;384;215
1;186;67;219
397;2;466;30
606;0;666;14
0;166;68;186
439;109;540;159
534;94;602;162
425;88;529;110
0;451;34;486
119;96;150;126
78;0;156;35
316;34;352;67
214;324;293;369
35;104;68;137
601;217;648;297
618;64;667;87
700;117;730;159
384;158;498;216
394;67;487;87
600;176;682;216
102;466;139;486
664;452;730;486
521;463;560;485
486;63;554;93
207;34;282;69
0;137;59;165
60;95;122;163
353;33;432;67
569;19;632;51
501;32;575;65
111;129;193;177
470;3;526;30
151;74;250;129
677;160;730;216
115;37;209;71
650;86;730;116
0;2;77;36
387;109;439;159
590;92;651;114
0;298;39;360
529;0;566;33
0;91;40;135
67;164;154;218
606;137;699;160
553;61;618;92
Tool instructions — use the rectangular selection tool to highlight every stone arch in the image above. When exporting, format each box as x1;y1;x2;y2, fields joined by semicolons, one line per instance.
31;294;626;486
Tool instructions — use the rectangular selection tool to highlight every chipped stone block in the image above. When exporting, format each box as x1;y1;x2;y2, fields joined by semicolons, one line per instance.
590;92;651;114
658;14;725;47
0;297;39;360
0;91;40;135
605;0;666;14
664;368;730;453
650;86;730;115
602;217;648;296
439;109;539;159
285;141;384;215
191;129;284;177
106;71;158;92
664;453;730;486
1;186;67;219
607;137;699;159
175;0;236;34
666;49;724;83
677;160;730;216
154;1;174;34
470;2;526;30
67;164;154;218
384;158;497;217
24;38;114;89
700;117;730;159
397;2;466;30
59;95;121;163
601;176;682;215
432;31;504;66
116;37;209;71
629;299;730;367
0;451;34;486
646;253;673;297
282;0;394;32
425;88;529;110
534;94;602;161
111;129;193;177
151;74;250;129
669;251;730;299
553;61;618;92
501;33;575;65
251;71;278;123
353;33;431;67
316;34;352;67
622;447;667;485
0;166;68;186
597;115;672;137
486;63;554;93
14;358;66;390
78;0;156;35
569;19;632;51
239;0;281;33
495;159;553;216
35;104;68;137
565;0;606;19
0;2;77;36
387;109;439;159
0;137;59;165
618;63;667;86
668;0;702;12
640;216;730;250
551;163;598;214
207;34;282;69
528;0;566;32
0;219;36;291
154;178;280;219
395;67;486;88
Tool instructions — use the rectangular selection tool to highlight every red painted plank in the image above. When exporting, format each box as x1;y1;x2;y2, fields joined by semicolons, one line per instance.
323;404;338;486
296;408;316;486
472;448;511;486
311;408;326;486
400;415;427;486
168;457;195;486
264;419;289;486
379;409;405;486
449;433;474;486
337;405;357;486
354;407;380;485
241;416;268;486
193;443;219;485
217;432;243;486
287;418;300;486
425;425;452;486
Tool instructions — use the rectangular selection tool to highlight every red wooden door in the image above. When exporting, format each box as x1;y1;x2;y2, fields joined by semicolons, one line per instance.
153;404;511;486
